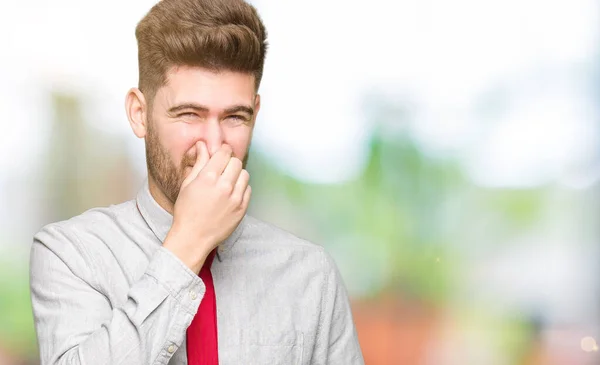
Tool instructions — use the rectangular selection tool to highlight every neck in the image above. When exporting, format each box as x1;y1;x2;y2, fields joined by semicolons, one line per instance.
147;174;175;215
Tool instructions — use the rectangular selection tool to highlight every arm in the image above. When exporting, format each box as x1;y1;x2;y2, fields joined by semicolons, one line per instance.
30;143;249;365
313;251;365;365
30;225;205;365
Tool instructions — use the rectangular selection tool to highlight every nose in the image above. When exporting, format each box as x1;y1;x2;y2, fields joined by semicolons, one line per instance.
200;120;225;156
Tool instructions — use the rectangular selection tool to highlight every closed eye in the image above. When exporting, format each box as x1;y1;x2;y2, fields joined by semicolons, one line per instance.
227;115;251;124
179;112;197;118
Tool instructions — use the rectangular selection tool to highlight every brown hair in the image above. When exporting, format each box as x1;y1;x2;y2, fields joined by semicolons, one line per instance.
135;0;268;105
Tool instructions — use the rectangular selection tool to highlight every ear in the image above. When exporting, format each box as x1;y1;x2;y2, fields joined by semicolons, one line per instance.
253;94;261;126
125;87;148;138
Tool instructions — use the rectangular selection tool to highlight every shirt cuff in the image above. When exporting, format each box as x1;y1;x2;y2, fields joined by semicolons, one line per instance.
146;246;206;316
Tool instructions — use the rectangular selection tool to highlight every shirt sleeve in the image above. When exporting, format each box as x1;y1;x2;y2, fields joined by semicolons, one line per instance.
29;224;205;365
313;250;365;365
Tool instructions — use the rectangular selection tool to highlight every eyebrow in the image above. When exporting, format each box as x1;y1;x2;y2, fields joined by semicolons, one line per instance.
168;103;254;116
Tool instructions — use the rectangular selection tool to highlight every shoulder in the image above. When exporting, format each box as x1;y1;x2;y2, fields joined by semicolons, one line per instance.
33;200;137;264
242;215;325;251
239;215;337;272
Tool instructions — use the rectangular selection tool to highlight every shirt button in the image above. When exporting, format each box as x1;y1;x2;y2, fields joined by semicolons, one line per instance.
189;290;197;300
167;345;175;353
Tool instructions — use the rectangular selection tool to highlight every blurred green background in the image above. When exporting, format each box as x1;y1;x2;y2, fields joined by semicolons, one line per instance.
2;0;600;364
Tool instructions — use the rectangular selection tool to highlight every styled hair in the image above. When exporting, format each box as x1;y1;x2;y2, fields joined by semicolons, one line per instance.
135;0;268;104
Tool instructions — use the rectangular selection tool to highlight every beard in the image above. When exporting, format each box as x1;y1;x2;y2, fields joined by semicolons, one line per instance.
145;119;250;204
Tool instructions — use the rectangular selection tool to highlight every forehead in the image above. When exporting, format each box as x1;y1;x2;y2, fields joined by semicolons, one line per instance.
154;66;256;110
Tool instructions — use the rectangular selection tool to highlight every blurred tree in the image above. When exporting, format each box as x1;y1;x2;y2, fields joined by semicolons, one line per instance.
44;92;137;222
0;250;38;364
248;104;464;303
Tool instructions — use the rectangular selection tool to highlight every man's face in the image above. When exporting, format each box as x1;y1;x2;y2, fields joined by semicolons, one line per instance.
144;66;259;204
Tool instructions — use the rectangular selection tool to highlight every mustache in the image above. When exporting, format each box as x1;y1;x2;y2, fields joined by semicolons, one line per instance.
180;149;249;169
181;154;197;167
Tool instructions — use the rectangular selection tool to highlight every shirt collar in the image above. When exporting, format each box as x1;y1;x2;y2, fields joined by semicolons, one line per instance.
135;179;245;255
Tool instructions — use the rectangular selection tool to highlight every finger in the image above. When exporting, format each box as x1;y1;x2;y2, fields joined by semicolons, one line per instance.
201;144;233;178
220;157;243;188
182;141;209;186
241;184;252;210
231;169;249;202
196;141;210;170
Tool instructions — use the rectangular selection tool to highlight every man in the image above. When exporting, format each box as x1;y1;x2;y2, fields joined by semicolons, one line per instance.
29;0;364;364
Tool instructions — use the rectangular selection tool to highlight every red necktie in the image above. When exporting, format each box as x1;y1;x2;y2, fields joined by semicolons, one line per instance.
186;249;219;365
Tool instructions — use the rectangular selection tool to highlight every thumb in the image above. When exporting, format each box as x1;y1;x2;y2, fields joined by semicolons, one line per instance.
195;140;210;171
181;141;210;188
